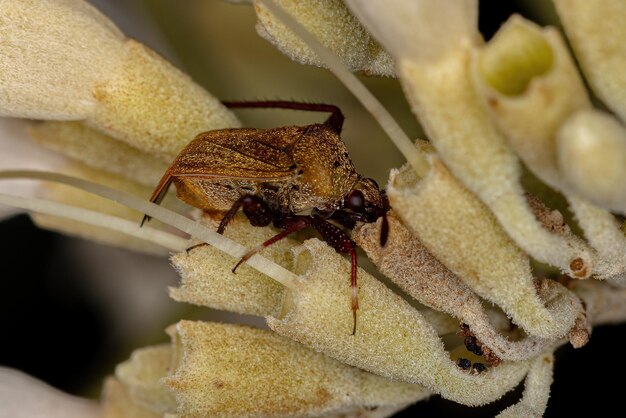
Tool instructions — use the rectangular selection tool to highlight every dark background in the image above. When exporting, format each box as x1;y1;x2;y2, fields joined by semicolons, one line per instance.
1;1;624;416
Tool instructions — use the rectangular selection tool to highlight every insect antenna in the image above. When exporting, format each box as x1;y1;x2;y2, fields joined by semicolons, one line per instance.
379;192;391;246
257;0;429;177
349;246;358;335
222;100;344;134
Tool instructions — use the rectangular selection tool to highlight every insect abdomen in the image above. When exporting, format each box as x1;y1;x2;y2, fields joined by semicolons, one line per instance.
173;178;257;212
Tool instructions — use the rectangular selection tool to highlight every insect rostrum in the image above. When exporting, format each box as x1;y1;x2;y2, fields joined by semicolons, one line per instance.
144;101;389;334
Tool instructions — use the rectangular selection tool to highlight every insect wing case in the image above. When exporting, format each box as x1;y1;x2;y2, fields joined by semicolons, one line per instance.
167;126;299;212
167;124;359;214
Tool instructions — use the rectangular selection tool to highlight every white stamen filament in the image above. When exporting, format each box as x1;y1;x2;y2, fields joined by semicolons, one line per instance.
0;170;298;289
258;0;430;178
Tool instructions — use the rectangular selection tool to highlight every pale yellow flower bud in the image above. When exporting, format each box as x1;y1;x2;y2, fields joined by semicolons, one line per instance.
473;16;589;189
0;0;239;160
164;321;428;417
353;213;553;362
495;353;554;418
170;214;293;317
102;377;164;418
554;0;626;123
347;0;593;278
114;345;177;415
387;155;583;341
254;0;394;76
557;109;626;214
31;162;176;255
473;16;626;284
268;239;532;406
29;121;168;187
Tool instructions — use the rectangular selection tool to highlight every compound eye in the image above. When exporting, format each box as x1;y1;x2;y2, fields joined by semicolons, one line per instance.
347;189;365;213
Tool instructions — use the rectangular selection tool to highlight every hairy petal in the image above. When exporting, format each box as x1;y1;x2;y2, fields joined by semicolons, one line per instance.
495;352;554;418
348;0;593;278
473;16;626;279
268;239;531;406
0;0;239;160
354;213;552;361
254;0;395;76
114;345;177;415
554;0;626;123
164;321;428;417
170;214;294;317
387;155;583;342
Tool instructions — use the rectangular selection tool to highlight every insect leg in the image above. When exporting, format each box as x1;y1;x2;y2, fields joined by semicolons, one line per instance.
184;194;250;254
140;170;175;226
222;101;344;134
217;195;250;234
309;216;359;335
328;209;357;229
186;195;273;255
378;191;391;247
232;216;311;273
379;212;389;247
241;196;273;228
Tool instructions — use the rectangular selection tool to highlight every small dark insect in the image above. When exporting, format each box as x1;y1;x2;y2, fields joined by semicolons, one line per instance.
460;324;484;356
464;335;483;356
457;358;472;370
472;362;487;374
142;101;389;334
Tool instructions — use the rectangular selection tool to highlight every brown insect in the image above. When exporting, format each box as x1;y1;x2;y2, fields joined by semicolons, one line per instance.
142;101;389;334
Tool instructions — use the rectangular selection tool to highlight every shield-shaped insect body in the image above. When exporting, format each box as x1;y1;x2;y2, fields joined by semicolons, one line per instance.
144;101;389;334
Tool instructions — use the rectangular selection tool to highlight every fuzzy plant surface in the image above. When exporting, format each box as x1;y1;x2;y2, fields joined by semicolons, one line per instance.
1;1;626;417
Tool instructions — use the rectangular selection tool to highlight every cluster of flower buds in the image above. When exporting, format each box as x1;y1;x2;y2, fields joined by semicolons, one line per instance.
1;1;626;417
